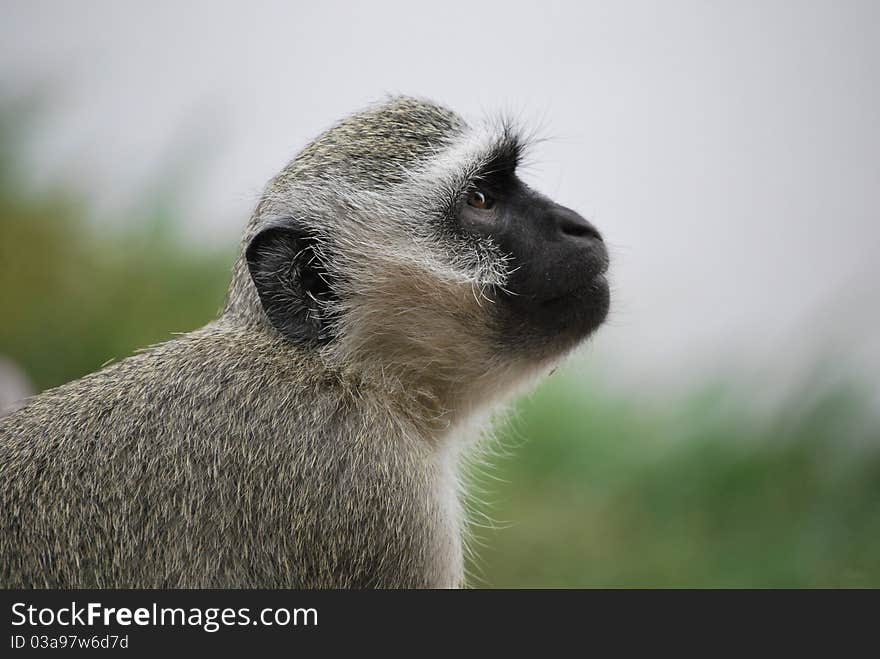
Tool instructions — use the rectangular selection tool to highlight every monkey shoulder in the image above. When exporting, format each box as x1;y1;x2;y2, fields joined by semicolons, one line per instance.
0;323;458;587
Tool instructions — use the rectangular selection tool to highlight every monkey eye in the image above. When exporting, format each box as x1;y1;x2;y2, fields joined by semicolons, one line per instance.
466;187;495;210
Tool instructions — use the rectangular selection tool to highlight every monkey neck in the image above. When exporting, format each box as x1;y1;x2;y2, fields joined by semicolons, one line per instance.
327;344;545;440
207;315;524;445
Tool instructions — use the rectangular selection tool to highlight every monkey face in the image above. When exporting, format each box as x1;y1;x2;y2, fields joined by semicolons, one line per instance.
456;173;610;355
238;97;609;383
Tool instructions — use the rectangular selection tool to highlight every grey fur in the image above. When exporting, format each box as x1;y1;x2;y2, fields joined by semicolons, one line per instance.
0;97;586;588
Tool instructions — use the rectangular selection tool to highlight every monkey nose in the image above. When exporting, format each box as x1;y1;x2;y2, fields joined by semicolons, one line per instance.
547;205;602;242
544;204;609;279
550;205;603;243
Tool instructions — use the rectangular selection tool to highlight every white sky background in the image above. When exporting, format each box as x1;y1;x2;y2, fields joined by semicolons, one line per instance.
2;0;879;398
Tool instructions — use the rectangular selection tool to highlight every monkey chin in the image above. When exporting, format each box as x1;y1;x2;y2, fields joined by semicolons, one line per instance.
545;273;611;342
494;272;610;362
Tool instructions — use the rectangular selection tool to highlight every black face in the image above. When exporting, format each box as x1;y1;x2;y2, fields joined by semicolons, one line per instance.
458;173;610;352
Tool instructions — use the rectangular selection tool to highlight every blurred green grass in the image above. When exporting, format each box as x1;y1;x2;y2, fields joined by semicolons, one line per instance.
2;100;878;587
466;377;880;587
0;97;234;392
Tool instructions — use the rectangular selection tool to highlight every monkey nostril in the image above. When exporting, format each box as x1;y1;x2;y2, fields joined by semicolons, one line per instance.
561;220;601;241
554;209;602;242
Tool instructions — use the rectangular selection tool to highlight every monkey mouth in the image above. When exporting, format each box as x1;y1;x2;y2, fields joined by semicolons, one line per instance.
542;286;588;305
541;274;608;306
494;273;609;354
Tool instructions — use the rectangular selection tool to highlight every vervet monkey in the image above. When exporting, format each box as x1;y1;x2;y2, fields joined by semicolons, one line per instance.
0;97;609;588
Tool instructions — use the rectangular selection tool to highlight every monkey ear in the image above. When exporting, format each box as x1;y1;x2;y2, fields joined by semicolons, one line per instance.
245;223;335;345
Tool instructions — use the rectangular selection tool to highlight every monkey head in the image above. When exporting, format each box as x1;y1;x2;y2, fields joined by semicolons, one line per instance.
226;97;609;410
